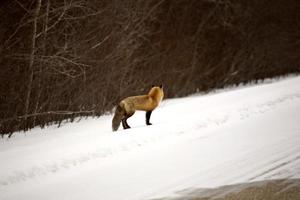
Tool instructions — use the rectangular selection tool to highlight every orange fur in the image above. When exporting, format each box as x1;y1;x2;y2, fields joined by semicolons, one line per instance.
122;86;163;112
112;85;164;131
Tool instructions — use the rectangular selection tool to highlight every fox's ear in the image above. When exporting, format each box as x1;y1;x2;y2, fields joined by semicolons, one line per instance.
159;84;163;89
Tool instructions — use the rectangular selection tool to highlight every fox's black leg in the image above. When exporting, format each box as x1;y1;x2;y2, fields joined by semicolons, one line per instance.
146;111;152;125
124;118;131;129
122;119;129;129
122;112;134;129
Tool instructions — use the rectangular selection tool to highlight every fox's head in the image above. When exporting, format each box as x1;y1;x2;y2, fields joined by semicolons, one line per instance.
149;84;164;103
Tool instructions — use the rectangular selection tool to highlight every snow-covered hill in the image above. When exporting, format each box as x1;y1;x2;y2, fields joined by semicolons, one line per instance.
1;76;300;200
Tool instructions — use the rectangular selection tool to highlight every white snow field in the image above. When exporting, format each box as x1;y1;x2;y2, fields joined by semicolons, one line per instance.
1;76;300;200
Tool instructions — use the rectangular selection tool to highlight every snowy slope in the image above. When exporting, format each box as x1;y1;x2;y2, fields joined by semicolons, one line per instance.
1;76;300;200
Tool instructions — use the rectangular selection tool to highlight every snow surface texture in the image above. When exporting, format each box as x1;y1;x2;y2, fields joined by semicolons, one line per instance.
1;76;300;200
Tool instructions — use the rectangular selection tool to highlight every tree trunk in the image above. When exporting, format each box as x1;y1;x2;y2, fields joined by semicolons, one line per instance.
24;0;42;126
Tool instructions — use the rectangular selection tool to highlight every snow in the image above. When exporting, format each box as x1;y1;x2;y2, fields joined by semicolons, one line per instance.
1;76;300;200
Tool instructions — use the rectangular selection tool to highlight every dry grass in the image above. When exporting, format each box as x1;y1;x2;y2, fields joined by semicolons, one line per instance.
155;179;300;200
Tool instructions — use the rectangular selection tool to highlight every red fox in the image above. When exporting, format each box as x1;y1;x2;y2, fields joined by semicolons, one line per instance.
112;85;164;131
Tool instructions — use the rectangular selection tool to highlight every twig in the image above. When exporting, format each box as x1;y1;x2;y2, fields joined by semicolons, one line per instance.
36;0;67;39
91;35;111;49
13;0;30;14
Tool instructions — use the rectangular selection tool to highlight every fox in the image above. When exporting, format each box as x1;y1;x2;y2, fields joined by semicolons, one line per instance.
112;85;164;131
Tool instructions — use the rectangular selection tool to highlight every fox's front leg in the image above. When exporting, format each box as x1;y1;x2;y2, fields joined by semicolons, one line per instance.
146;111;152;125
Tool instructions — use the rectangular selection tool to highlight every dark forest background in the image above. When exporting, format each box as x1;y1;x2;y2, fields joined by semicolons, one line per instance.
1;0;300;136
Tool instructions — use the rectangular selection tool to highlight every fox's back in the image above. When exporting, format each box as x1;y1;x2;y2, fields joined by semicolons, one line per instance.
122;95;157;111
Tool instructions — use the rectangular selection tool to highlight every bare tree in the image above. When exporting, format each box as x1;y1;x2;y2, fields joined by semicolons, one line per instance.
24;0;42;125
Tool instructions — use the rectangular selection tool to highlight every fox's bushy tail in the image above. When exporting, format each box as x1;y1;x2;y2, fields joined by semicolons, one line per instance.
112;104;125;131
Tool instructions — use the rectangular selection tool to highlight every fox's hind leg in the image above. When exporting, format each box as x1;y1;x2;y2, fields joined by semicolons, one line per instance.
146;111;152;125
122;112;134;129
122;119;129;129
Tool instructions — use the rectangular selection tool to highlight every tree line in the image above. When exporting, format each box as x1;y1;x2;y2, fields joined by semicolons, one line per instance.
1;0;299;136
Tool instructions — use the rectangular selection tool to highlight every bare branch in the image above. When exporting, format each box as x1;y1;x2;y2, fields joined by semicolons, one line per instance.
13;0;30;14
36;0;67;39
91;35;111;49
24;0;41;123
